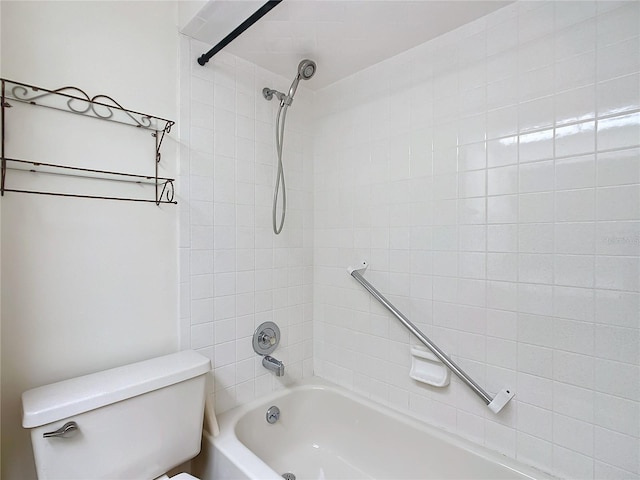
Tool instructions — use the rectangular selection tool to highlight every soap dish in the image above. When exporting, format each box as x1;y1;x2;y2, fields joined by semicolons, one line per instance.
409;345;450;387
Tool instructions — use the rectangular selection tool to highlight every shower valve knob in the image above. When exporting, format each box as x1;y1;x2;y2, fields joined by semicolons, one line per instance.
253;321;280;355
259;331;276;346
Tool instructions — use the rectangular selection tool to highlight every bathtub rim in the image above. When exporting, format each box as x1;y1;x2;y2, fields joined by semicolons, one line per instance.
203;376;555;480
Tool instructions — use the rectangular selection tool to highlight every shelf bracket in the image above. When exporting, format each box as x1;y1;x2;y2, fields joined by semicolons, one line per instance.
2;79;6;196
154;121;175;205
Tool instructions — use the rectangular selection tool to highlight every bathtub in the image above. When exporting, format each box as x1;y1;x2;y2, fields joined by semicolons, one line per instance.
193;378;550;480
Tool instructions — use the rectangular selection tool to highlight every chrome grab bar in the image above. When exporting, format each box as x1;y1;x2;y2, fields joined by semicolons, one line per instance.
348;262;514;413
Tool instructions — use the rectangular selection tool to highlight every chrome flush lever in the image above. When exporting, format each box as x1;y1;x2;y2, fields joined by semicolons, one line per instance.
43;421;78;438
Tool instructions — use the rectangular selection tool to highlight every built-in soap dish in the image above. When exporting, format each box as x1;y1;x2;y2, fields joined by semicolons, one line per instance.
409;345;450;387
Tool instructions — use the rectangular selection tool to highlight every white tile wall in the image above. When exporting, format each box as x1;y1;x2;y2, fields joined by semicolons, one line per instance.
178;2;638;478
179;37;314;413
312;2;639;479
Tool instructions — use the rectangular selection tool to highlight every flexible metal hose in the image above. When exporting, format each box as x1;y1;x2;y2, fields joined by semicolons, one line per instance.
269;59;316;234
272;102;289;234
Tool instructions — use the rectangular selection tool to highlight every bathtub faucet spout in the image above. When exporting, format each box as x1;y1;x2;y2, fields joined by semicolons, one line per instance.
262;355;285;376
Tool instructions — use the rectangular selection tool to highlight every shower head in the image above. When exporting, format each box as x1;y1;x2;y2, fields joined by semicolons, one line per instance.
298;59;316;80
287;59;317;104
263;59;317;106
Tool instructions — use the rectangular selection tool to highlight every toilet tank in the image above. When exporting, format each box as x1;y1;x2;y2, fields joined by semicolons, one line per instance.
22;350;211;480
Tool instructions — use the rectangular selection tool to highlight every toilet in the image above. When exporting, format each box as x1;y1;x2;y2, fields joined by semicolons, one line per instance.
21;350;211;480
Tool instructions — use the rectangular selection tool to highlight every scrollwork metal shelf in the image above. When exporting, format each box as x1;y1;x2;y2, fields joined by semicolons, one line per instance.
0;78;176;205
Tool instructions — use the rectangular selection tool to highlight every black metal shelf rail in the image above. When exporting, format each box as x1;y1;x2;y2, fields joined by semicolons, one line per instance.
0;78;176;205
197;0;282;66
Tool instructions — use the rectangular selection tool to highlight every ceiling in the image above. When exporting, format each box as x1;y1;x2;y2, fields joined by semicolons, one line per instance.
183;0;512;90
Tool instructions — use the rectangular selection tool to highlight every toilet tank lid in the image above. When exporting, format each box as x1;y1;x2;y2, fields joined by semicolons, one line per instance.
22;350;211;428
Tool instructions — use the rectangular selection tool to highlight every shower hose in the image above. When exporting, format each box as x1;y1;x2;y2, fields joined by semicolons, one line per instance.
272;102;289;235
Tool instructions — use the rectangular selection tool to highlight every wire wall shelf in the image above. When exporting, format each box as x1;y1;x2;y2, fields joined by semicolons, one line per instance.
0;78;177;205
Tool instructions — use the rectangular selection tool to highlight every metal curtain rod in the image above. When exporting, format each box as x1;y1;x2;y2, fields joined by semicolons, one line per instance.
347;261;515;414
197;0;282;66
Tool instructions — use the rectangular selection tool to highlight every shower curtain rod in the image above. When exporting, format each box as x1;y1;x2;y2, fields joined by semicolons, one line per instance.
197;0;282;66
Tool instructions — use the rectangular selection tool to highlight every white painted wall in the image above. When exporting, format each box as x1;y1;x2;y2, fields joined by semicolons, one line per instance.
313;2;639;479
0;3;3;475
0;2;179;478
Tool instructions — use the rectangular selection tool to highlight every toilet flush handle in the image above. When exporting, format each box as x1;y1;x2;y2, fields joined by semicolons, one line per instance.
43;421;78;439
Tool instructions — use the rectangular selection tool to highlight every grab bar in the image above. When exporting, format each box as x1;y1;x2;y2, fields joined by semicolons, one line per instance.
348;261;514;413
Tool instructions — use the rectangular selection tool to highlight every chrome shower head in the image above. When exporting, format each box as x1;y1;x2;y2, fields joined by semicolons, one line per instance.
298;59;316;80
287;59;317;103
264;59;317;106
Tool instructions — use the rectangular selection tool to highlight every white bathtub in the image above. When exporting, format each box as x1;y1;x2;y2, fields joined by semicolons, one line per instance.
193;378;551;480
